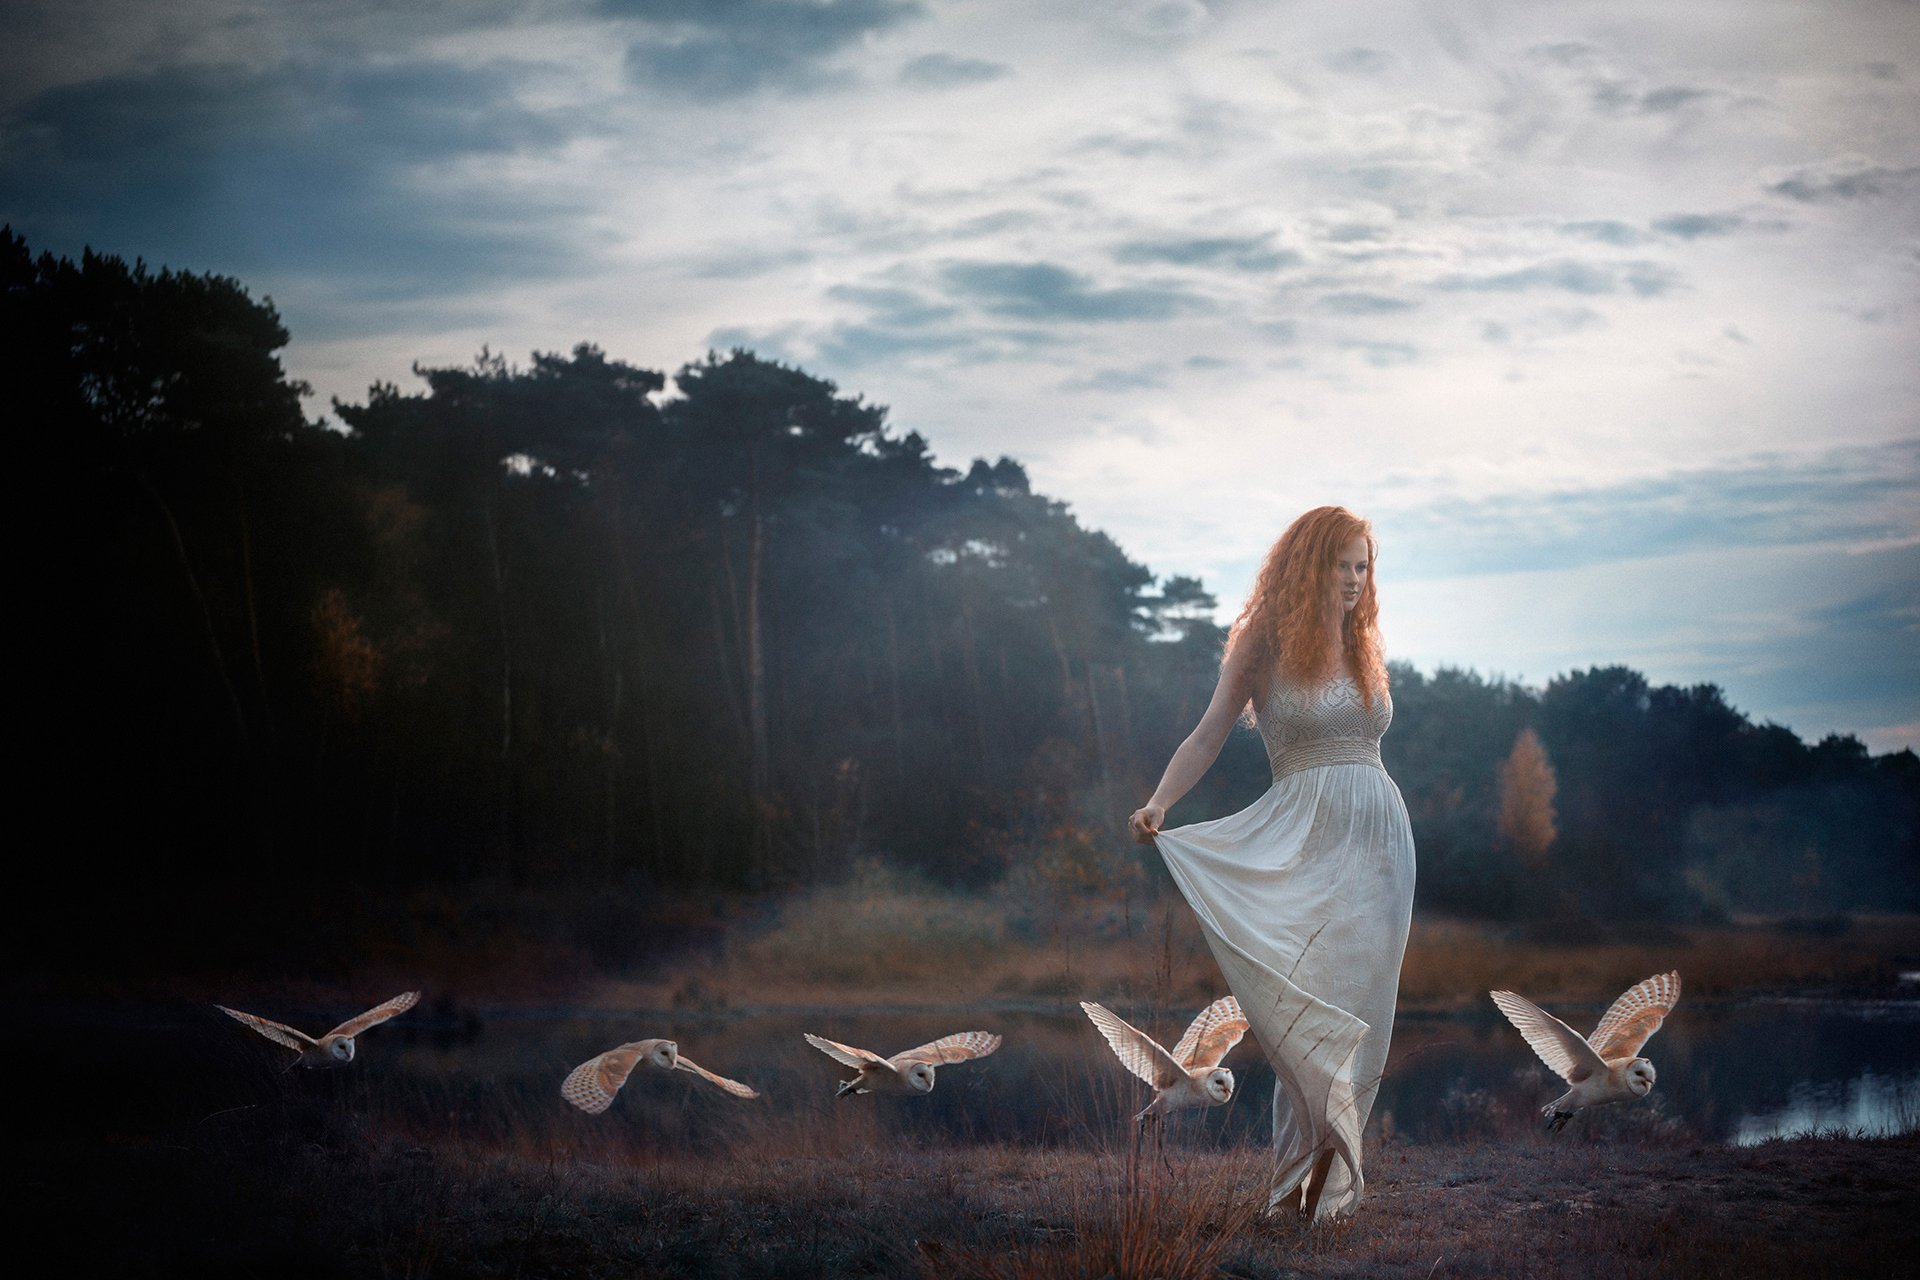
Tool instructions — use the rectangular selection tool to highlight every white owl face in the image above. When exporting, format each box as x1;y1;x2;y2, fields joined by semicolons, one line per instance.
326;1038;355;1064
1627;1059;1656;1095
906;1063;936;1093
650;1042;679;1070
1204;1068;1234;1104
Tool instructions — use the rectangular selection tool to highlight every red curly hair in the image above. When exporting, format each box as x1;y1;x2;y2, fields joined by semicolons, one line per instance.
1224;505;1388;713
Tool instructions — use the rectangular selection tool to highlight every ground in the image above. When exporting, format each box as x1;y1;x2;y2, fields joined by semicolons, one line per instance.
32;1120;1917;1278
25;897;1918;1277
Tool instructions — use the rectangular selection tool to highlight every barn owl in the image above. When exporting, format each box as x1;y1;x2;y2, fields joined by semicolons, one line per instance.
1490;971;1681;1131
803;1031;1002;1097
216;991;419;1068
561;1038;758;1113
1080;996;1249;1120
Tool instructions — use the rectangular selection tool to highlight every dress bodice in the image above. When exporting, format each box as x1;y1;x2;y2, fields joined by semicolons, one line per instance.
1255;676;1391;781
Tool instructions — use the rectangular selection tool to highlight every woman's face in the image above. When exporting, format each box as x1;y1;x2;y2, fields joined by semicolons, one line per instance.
1333;535;1370;614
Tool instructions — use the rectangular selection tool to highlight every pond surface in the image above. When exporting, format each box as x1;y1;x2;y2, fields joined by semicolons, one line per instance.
334;990;1920;1153
1378;994;1920;1145
1730;1069;1918;1145
96;989;1918;1155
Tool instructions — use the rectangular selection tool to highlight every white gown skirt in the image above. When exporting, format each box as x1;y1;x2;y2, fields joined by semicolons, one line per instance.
1155;762;1415;1219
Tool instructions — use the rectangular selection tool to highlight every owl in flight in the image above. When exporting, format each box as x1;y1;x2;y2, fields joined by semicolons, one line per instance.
803;1031;1002;1097
1490;970;1681;1131
1080;996;1248;1121
216;991;420;1068
561;1038;758;1113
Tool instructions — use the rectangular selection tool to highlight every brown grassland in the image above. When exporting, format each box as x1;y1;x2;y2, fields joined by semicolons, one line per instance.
30;874;1919;1278
38;1106;1918;1278
178;862;1919;1019
571;866;1920;1017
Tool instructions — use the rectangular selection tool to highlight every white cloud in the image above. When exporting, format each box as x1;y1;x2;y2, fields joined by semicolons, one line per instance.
5;0;1918;746
1387;540;1920;750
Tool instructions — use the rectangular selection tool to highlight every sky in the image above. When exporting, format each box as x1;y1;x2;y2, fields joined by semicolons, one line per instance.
5;0;1916;750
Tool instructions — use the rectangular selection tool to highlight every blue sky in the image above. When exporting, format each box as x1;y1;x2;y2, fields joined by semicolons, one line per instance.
6;0;1916;749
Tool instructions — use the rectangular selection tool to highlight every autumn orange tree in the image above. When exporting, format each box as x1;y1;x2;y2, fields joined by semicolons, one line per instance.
1496;726;1559;866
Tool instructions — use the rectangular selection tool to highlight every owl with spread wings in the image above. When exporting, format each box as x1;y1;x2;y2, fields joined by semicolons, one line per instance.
803;1030;1002;1097
1080;996;1249;1121
216;992;419;1068
1490;971;1681;1131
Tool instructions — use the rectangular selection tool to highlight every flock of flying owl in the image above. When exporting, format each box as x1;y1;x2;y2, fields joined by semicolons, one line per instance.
216;970;1683;1136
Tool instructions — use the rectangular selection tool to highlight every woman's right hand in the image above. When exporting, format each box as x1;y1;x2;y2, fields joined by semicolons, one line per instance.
1127;804;1166;845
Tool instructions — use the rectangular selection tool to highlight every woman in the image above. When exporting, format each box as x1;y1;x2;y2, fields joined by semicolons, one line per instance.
1128;505;1415;1221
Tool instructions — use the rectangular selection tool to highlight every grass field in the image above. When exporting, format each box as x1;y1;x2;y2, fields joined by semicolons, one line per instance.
29;876;1918;1277
573;869;1920;1017
32;1102;1917;1278
148;865;1919;1019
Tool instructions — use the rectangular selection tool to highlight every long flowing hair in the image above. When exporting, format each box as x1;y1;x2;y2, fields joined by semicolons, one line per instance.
1224;505;1388;714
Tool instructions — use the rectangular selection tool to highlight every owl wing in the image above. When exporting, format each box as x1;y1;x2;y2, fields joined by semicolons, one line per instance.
1588;971;1681;1060
1490;990;1608;1084
674;1054;760;1099
1170;996;1248;1070
804;1033;890;1071
561;1039;669;1114
1080;1002;1186;1089
216;1005;317;1051
891;1031;1003;1067
324;991;421;1040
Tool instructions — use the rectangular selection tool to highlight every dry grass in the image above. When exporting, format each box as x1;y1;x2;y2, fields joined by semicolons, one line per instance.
1398;914;1920;1010
103;857;1917;1020
35;847;1917;1275
916;1140;1270;1280
728;862;1010;988
22;975;1918;1279
585;867;1920;1017
36;1120;1917;1278
595;861;1229;1013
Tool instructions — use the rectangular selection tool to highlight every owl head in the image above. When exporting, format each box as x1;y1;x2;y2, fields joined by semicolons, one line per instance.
326;1037;356;1064
905;1063;937;1094
650;1041;680;1071
1626;1058;1656;1096
1203;1067;1235;1104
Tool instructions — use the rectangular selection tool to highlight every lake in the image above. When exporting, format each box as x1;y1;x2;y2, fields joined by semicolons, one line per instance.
258;988;1920;1156
1380;994;1920;1145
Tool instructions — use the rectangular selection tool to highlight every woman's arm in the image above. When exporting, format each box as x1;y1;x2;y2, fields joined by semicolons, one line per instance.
1127;641;1258;843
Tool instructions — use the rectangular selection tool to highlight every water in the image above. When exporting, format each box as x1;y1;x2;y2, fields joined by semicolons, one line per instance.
1379;995;1920;1145
1731;1069;1920;1145
107;991;1920;1154
413;994;1920;1149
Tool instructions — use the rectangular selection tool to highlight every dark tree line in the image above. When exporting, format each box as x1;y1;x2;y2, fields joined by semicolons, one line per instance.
14;230;1914;969
1387;666;1918;922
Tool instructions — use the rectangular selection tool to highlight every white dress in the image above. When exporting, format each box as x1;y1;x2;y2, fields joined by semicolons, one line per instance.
1154;675;1416;1219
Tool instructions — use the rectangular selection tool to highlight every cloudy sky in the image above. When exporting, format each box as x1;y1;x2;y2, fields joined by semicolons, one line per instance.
6;0;1916;749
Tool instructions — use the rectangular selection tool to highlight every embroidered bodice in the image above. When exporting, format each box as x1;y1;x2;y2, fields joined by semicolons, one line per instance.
1256;676;1391;781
